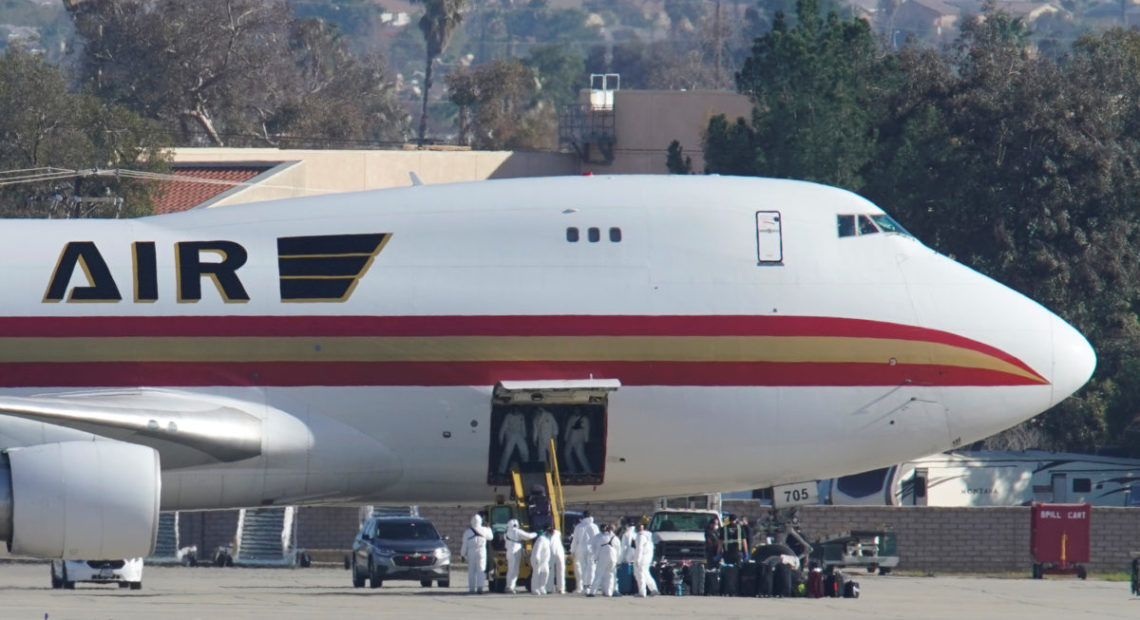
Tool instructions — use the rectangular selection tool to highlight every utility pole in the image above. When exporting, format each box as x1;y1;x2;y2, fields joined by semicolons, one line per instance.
714;0;723;87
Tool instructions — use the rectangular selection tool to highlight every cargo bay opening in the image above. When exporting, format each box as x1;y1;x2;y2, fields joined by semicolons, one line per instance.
487;379;619;487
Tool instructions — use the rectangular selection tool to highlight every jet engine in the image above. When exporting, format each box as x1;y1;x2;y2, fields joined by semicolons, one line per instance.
0;441;160;559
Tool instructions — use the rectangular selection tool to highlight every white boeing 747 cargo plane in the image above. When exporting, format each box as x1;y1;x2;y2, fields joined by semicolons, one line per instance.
0;175;1094;560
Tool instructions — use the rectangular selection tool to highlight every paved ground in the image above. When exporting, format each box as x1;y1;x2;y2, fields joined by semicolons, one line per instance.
2;563;1138;620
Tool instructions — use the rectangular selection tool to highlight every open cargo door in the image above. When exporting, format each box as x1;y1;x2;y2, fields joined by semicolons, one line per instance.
488;379;620;487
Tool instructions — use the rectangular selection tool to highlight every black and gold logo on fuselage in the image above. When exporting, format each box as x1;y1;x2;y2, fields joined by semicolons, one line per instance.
42;233;390;304
277;233;391;302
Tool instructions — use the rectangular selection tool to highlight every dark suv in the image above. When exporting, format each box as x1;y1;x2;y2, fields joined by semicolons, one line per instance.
351;516;451;589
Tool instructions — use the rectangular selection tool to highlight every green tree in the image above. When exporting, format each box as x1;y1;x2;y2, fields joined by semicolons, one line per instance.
702;115;759;174
445;58;553;150
66;0;407;147
666;140;693;174
729;0;883;188
413;0;467;146
0;48;170;217
524;43;586;107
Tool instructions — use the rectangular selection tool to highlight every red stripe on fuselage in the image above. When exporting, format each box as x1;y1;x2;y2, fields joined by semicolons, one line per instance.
0;361;1043;388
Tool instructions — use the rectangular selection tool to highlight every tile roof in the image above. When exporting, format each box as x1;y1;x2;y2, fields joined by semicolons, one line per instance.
151;165;273;215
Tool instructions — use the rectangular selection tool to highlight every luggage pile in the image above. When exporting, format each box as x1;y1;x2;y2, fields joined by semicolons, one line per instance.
650;559;860;600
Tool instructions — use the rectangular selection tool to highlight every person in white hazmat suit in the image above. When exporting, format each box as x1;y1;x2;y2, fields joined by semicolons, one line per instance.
588;523;620;597
620;520;637;564
633;522;659;597
570;511;599;594
546;528;567;594
530;530;553;595
532;408;559;465
459;513;494;593
497;408;529;473
564;408;591;473
504;518;537;594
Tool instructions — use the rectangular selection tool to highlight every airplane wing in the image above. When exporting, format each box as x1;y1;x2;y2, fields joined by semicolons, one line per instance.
0;389;261;468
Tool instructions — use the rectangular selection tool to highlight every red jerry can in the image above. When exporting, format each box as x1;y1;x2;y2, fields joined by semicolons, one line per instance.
1030;503;1090;579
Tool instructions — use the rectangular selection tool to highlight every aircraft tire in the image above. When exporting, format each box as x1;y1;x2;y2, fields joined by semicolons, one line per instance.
438;579;450;588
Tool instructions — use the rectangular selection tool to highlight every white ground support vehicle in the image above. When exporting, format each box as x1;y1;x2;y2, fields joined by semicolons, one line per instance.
648;509;721;563
51;558;143;590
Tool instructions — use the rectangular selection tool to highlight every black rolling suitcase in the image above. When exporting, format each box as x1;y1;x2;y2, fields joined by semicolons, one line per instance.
739;562;760;597
689;562;706;596
774;563;793;598
704;568;721;596
758;562;775;597
658;563;677;595
826;570;849;598
720;564;740;596
844;579;860;598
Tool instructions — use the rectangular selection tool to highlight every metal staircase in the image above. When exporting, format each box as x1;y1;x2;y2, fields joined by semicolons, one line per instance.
150;512;179;559
236;506;294;565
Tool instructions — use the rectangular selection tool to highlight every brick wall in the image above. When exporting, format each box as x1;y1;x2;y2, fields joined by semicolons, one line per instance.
192;502;1140;573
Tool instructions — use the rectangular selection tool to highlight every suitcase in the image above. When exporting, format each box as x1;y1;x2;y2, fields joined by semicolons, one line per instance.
704;569;721;596
844;580;860;599
759;562;775;597
807;569;824;598
616;563;636;595
774;563;793;598
658;564;677;595
689;562;706;596
739;562;759;597
720;564;740;596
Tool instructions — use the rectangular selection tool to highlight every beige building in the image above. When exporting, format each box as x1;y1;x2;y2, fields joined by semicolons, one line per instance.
160;88;755;212
563;88;754;176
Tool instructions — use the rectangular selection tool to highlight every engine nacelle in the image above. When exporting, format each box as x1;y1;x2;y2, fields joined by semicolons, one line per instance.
0;441;160;559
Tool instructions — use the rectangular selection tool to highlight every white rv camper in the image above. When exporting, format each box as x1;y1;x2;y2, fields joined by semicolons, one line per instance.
824;451;1140;507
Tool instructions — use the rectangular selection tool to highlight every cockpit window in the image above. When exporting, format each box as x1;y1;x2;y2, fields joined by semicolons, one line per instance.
837;215;856;238
837;213;912;238
858;215;878;235
871;214;911;236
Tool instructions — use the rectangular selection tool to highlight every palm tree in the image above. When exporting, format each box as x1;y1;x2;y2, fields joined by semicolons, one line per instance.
413;0;466;146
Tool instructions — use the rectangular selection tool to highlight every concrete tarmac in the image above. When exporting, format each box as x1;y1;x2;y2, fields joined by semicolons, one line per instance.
1;563;1137;620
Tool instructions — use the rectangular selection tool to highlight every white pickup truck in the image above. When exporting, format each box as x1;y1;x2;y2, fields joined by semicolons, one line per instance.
647;508;720;564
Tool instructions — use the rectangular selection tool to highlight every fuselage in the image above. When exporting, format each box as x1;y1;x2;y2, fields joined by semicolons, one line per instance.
0;175;1095;508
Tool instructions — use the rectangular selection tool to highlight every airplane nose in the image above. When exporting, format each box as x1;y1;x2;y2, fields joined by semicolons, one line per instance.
1050;316;1096;406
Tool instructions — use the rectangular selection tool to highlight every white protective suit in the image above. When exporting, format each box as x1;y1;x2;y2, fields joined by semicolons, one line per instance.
504;519;536;594
564;410;591;473
532;408;559;465
633;528;659;596
589;529;620;597
459;514;493;593
498;410;529;473
620;525;638;564
570;516;599;594
546;529;567;594
530;533;553;595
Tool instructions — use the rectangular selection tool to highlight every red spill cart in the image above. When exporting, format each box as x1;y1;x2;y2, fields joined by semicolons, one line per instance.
1030;502;1090;579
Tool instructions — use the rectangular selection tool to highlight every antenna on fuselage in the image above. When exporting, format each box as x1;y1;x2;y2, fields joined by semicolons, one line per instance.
409;172;424;187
